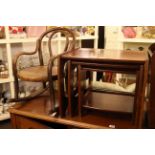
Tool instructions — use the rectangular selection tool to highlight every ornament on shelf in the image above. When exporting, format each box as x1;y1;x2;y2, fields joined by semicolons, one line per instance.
138;46;144;51
81;26;88;35
142;26;155;38
62;26;95;36
86;26;95;35
122;26;136;38
9;26;27;38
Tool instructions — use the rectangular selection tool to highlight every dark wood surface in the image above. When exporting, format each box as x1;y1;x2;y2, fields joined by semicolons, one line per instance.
62;48;148;63
83;91;134;113
59;48;148;128
9;94;136;129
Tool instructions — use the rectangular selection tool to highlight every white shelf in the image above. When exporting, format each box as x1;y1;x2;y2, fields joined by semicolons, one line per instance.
0;39;8;44
0;77;14;83
7;35;97;43
77;35;98;40
119;38;155;43
0;36;98;44
9;38;37;43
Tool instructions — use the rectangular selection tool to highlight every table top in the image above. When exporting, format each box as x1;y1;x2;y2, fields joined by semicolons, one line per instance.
62;48;148;64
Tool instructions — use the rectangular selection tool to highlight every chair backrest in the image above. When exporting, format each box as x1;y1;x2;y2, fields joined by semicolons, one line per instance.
36;27;76;66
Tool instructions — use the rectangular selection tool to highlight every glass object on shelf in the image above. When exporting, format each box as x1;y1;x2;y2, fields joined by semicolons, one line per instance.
9;26;27;39
0;84;11;114
1;91;10;113
0;59;9;78
0;26;5;39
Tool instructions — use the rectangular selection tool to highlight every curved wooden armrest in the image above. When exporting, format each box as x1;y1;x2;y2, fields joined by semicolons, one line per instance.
13;39;39;75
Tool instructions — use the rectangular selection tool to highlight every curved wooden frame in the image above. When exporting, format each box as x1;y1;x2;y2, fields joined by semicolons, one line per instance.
9;27;76;114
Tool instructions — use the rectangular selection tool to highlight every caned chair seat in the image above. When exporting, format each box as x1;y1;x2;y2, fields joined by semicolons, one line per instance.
18;66;58;82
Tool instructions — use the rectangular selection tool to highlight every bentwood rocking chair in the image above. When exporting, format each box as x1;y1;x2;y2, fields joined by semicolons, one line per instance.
9;27;76;113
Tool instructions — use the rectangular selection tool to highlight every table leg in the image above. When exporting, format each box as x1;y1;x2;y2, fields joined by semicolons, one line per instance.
58;58;66;117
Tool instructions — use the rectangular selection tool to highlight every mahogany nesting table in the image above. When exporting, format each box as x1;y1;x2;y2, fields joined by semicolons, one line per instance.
58;48;148;128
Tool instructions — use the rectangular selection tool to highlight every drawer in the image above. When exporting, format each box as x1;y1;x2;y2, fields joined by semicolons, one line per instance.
13;115;70;129
15;116;51;129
